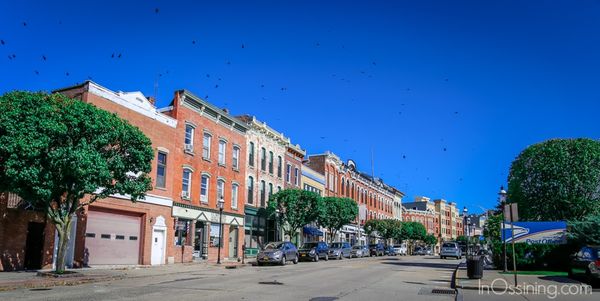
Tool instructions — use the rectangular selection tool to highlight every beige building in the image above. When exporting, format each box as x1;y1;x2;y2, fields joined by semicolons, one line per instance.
301;165;325;196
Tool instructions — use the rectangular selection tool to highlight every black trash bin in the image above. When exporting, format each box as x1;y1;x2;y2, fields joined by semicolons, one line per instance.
466;255;484;279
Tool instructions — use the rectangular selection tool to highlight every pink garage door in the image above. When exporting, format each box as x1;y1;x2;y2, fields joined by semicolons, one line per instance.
85;210;141;265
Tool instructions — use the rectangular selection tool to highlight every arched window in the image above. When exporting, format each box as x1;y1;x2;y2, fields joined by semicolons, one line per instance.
341;178;345;195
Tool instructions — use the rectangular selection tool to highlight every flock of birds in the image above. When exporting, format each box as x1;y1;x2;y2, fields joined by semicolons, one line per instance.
1;7;467;193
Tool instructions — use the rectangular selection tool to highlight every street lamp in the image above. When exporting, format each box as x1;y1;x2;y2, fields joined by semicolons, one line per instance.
498;186;508;272
217;196;225;264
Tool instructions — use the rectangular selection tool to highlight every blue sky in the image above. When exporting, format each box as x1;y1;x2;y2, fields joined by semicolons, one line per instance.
1;1;599;213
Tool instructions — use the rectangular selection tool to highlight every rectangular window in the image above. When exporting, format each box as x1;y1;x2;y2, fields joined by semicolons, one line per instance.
182;169;192;198
185;124;194;147
175;220;189;246
85;233;95;238
203;133;211;159
156;152;167;189
294;167;299;186
210;224;221;247
268;183;273;199
218;140;226;165
101;234;111;239
129;236;138;241
260;148;266;171
115;235;125;240
232;146;240;169
277;156;282;178
217;180;225;201
247;177;254;204
286;164;291;183
260;180;266;207
200;175;209;203
231;184;239;209
249;142;255;167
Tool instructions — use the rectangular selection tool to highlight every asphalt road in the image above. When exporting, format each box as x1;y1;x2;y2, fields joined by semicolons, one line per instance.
1;256;461;301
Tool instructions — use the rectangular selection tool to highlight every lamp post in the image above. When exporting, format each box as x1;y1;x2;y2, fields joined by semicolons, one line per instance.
498;186;508;272
217;196;225;264
462;207;468;255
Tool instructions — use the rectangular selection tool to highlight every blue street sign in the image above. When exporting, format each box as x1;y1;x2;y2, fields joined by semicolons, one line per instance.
501;221;567;244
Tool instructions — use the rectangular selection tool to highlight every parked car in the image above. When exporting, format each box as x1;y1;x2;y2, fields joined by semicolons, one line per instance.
393;244;407;256
369;243;385;256
298;241;329;262
568;245;600;287
440;242;462;259
386;245;398;256
351;245;365;258
257;241;299;266
362;245;370;257
329;242;352;259
414;247;426;255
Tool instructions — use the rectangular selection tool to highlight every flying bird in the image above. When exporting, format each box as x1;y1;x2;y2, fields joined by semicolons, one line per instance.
215;84;219;88
402;155;406;159
206;74;210;78
111;53;115;58
23;22;27;27
34;70;39;75
192;40;196;44
443;148;447;152
155;8;159;13
226;61;231;65
0;40;4;45
65;72;70;76
117;53;122;58
241;43;245;49
42;55;46;61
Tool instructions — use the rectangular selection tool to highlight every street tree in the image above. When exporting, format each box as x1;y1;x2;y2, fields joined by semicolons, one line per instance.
317;197;358;242
508;138;600;221
0;91;154;273
424;234;438;249
267;189;322;243
397;222;427;254
364;219;402;245
569;214;600;246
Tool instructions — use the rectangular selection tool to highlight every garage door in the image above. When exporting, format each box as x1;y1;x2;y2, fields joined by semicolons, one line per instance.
85;210;141;265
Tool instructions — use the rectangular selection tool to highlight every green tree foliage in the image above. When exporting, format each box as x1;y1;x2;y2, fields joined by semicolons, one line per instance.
508;138;600;221
317;197;358;242
569;214;600;246
267;189;322;242
424;234;438;247
364;219;402;242
0;91;154;272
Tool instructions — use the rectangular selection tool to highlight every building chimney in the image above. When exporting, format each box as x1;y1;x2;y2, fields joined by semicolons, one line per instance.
222;108;229;114
148;96;156;106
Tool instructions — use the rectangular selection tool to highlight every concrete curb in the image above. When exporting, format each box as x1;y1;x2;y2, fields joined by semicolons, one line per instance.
0;275;124;292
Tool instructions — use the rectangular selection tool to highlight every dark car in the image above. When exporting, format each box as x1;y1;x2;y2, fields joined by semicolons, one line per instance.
369;243;385;256
385;245;397;256
568;246;600;287
329;242;352;259
298;242;329;262
257;241;299;266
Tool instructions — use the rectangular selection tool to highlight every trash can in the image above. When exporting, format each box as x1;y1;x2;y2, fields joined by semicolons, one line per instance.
466;255;484;279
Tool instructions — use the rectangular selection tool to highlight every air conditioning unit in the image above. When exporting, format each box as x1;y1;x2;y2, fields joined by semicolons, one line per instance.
181;191;190;199
184;144;193;152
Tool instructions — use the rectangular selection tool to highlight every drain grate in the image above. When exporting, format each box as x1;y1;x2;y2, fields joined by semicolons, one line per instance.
30;288;52;291
309;297;338;301
431;289;456;295
258;280;284;285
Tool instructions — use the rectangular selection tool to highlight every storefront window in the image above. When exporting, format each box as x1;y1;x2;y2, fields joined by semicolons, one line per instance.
210;224;221;247
175;219;190;246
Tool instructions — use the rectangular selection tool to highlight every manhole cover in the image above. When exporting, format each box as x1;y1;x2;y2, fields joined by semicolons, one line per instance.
431;289;456;295
30;288;52;291
258;281;284;285
309;297;338;301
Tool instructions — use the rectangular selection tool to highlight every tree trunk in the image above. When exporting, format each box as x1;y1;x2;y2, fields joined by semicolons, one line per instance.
54;216;73;273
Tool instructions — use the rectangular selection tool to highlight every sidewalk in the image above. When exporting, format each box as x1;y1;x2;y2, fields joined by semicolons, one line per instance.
454;263;597;300
0;261;251;291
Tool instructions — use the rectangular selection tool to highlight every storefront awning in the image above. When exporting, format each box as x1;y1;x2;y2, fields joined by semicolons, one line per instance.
303;226;324;236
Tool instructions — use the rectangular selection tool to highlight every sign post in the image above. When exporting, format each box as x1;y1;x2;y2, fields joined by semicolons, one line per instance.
509;204;518;286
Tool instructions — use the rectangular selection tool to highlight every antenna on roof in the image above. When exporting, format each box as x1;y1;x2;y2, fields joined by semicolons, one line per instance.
154;75;159;100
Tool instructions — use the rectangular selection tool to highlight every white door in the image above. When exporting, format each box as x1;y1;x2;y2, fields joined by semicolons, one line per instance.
151;229;165;265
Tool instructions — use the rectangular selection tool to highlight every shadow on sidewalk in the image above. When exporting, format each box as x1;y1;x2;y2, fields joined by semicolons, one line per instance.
380;260;459;270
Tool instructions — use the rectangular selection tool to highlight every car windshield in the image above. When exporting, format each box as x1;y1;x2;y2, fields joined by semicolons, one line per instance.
301;243;318;249
264;243;284;250
442;243;456;248
330;243;343;248
352;246;361;249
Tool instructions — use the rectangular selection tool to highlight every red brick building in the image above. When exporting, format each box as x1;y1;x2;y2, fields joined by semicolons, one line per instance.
160;90;248;263
284;143;305;190
305;152;404;244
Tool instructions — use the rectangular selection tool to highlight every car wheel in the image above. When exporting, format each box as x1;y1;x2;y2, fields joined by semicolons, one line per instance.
280;256;286;266
441;256;445;259
339;254;342;260
314;255;319;262
325;254;329;261
257;261;264;266
293;255;299;264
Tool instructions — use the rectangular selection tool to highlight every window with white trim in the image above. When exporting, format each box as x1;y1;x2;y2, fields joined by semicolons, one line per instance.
294;167;299;186
185;124;194;149
203;133;211;159
231;184;239;209
182;168;192;199
200;174;209;203
218;140;226;165
247;176;254;204
156;152;167;189
286;164;291;183
217;179;225;201
232;146;240;169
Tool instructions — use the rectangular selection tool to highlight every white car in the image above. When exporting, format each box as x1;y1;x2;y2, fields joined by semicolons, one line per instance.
393;244;407;256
